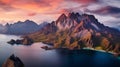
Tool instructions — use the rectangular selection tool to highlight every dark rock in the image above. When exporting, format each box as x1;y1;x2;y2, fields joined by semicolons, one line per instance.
2;54;24;67
41;46;53;50
7;37;33;45
16;39;23;44
7;39;16;45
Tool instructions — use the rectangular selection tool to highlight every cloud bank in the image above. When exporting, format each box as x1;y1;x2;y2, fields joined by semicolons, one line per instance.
0;0;120;29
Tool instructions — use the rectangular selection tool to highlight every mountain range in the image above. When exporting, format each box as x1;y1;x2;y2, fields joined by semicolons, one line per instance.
0;20;48;35
26;12;120;55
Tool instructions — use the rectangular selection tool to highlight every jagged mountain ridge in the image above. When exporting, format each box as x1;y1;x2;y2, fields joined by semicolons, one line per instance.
38;12;120;35
27;12;120;54
0;20;48;35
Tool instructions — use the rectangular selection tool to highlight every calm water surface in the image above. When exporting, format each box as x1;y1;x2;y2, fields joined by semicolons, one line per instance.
0;34;120;67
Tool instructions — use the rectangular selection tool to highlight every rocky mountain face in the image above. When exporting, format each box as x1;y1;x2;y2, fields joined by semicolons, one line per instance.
0;20;48;35
27;12;120;55
2;54;24;67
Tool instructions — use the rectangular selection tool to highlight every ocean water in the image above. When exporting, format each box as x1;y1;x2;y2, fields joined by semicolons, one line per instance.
0;34;120;67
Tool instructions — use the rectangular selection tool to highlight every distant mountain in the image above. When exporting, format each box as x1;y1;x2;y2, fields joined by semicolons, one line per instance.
0;20;48;35
26;12;120;55
38;22;49;29
0;24;6;33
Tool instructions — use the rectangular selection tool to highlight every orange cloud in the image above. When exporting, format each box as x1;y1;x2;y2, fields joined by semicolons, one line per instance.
0;0;101;24
0;0;64;14
0;0;13;4
1;0;63;13
27;12;37;16
1;0;97;14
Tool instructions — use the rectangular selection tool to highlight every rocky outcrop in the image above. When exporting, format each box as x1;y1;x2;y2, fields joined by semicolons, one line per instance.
22;36;34;45
7;39;16;45
2;54;24;67
8;36;33;45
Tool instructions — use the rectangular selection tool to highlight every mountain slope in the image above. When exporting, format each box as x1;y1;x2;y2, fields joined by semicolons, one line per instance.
27;12;120;55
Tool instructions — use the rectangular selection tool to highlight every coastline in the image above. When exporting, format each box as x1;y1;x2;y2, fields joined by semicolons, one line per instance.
83;47;118;56
41;44;119;57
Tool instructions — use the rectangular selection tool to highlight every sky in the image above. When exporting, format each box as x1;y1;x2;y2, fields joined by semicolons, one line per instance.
0;0;120;29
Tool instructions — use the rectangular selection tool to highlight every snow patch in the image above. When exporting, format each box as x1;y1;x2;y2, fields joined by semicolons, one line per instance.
91;23;100;30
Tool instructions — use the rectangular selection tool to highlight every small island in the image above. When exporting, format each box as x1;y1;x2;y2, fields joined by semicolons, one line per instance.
7;36;33;45
2;54;24;67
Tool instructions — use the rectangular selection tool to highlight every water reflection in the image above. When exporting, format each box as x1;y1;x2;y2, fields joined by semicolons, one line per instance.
0;34;120;67
56;49;120;67
12;43;60;67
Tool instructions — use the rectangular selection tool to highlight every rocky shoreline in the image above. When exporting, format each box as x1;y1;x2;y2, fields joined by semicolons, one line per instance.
41;45;120;57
